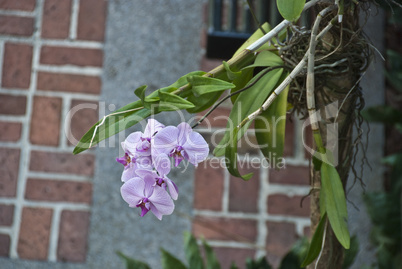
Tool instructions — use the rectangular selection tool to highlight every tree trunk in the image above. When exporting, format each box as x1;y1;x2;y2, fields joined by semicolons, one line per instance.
307;1;367;268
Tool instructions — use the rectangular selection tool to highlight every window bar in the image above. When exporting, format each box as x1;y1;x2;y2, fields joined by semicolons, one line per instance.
230;0;238;32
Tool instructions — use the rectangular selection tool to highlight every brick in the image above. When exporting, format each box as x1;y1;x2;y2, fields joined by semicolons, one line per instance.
267;194;310;217
193;216;257;242
213;247;255;269
0;204;14;226
2;43;33;89
266;221;297;268
17;207;52;260
0;0;36;11
0;121;22;142
67;100;99;146
37;72;101;94
0;148;20;197
0;15;34;36
269;165;310;185
283;117;294;157
0;234;10;257
77;0;106;41
41;0;71;39
229;166;259;213
30;96;62;146
40;46;103;67
25;178;92;204
30;150;95;176
193;160;224;211
0;94;26;115
57;210;90;262
198;107;231;128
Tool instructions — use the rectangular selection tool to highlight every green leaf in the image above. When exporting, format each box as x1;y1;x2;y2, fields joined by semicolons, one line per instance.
188;76;235;96
134;85;147;101
312;155;322;171
385;70;402;92
73;100;151;154
279;237;309;269
301;213;327;267
160;248;187;269
223;61;242;81
246;256;272;269
230;262;239;269
243;51;283;70
254;78;289;167
225;127;254;180
361;105;402;125
342;235;359;269
230;67;254;103
321;162;350;249
158;90;195;111
74;70;207;155
233;22;272;56
184;232;204;269
116;251;151;269
186;91;223;113
213;68;283;157
277;0;306;21
202;239;221;269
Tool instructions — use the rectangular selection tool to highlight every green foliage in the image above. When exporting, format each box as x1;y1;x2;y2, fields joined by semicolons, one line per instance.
213;67;284;157
158;90;195;111
183;232;204;269
301;213;327;267
117;233;322;269
255;73;289;167
116;251;151;269
161;248;187;269
188;75;235;95
342;235;359;269
73;70;204;154
385;50;402;92
321;161;350;249
277;0;306;21
202;238;221;269
361;105;402;125
233;23;272;56
246;256;272;269
279;237;309;269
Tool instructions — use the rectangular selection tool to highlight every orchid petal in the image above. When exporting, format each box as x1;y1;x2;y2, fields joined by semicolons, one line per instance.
123;132;142;154
183;131;209;166
143;174;156;197
121;178;144;206
135;169;156;179
176;122;192;146
121;166;137;182
143;119;165;138
154;153;171;176
165;177;178;200
152;126;179;155
149;203;162;220
149;185;174;218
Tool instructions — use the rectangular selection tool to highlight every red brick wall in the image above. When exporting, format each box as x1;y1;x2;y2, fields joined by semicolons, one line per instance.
192;3;311;268
0;0;106;262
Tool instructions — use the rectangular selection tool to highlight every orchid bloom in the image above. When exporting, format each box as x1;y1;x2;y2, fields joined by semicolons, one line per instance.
136;153;178;200
120;175;174;220
152;122;209;167
116;119;164;181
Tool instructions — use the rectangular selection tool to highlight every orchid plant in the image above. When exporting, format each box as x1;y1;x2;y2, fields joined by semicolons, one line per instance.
73;0;390;267
117;119;209;219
